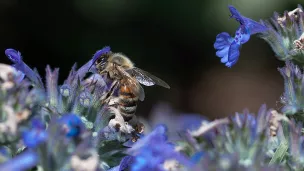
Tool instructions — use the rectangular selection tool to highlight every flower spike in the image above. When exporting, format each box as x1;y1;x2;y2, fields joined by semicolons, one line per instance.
214;5;268;67
5;48;44;88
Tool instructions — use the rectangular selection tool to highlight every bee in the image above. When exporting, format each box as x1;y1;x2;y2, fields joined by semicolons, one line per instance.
90;47;170;133
269;110;289;137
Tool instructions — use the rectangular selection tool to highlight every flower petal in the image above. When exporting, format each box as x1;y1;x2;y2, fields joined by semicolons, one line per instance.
227;41;241;67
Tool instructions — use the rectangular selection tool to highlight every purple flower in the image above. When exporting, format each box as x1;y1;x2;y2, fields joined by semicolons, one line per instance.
231;111;258;142
278;61;301;115
5;48;44;88
258;5;304;62
46;65;59;107
214;5;268;67
231;111;257;129
5;49;22;64
229;105;271;144
288;120;304;169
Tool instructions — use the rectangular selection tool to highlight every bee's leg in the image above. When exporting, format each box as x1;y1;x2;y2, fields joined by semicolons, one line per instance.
101;80;119;105
108;97;120;106
101;95;112;105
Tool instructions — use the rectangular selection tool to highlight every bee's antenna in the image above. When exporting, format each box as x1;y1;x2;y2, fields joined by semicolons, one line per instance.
88;46;111;72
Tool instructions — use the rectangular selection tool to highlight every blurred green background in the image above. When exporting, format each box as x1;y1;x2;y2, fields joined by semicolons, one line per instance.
0;0;302;119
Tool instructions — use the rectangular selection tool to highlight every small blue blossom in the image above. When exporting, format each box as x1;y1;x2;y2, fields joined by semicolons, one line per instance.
22;119;47;148
190;151;205;164
214;5;268;67
58;113;85;138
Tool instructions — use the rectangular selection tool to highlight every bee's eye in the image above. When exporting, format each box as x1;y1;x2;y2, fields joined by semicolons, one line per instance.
101;58;107;64
96;57;106;64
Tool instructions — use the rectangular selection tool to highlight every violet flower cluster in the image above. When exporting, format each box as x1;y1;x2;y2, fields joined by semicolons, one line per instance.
2;4;304;171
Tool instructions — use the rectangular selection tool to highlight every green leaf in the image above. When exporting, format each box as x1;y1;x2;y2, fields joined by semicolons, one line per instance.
281;120;289;142
98;140;129;167
269;140;288;165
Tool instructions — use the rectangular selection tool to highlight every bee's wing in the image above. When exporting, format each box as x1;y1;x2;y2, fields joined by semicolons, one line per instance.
127;67;170;89
138;84;145;101
126;78;145;101
116;66;145;101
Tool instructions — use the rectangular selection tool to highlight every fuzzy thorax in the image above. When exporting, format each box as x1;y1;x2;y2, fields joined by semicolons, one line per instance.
103;53;134;80
108;53;134;69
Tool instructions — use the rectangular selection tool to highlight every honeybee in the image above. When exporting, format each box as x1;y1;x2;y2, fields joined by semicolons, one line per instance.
90;47;170;134
269;110;289;137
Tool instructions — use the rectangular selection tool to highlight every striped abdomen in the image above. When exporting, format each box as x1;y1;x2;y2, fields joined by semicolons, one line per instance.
118;84;139;121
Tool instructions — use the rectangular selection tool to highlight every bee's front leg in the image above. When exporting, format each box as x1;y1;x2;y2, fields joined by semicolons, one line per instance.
100;93;111;105
100;80;119;105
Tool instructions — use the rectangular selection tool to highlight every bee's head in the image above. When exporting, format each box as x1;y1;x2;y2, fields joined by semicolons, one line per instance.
90;46;112;72
95;53;110;69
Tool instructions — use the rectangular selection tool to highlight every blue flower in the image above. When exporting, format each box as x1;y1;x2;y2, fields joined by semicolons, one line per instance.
22;119;47;148
58;113;85;138
214;5;268;67
190;152;205;164
128;125;192;171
